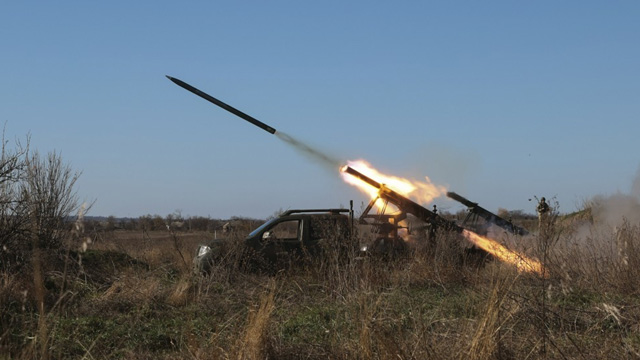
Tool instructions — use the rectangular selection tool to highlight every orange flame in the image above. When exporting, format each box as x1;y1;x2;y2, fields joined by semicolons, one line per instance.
340;159;546;276
463;230;546;276
340;160;446;206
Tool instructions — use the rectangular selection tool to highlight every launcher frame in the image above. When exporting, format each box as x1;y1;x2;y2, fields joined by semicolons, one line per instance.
343;166;461;240
446;191;529;236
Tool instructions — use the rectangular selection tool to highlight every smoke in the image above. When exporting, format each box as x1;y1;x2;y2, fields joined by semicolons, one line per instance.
592;194;640;228
406;142;480;194
275;131;343;171
570;166;640;244
590;166;640;228
563;167;640;268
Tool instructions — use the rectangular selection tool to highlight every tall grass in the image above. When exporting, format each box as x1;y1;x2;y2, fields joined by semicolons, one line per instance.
235;279;277;360
3;209;640;359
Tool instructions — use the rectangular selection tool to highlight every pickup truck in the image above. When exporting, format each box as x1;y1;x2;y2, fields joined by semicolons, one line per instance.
194;209;354;273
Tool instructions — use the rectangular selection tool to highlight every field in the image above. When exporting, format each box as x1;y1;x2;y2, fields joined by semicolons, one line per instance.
2;214;640;359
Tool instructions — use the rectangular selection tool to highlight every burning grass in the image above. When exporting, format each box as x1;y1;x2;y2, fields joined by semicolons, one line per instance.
2;213;640;359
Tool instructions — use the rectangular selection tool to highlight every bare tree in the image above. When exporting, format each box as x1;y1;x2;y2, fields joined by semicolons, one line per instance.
21;150;82;250
0;132;30;268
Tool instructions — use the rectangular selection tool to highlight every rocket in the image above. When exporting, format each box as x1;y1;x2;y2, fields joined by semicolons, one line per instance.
166;75;277;135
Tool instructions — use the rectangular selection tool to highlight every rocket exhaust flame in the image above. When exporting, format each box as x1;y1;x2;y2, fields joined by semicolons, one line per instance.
341;160;546;276
340;160;446;207
463;230;546;276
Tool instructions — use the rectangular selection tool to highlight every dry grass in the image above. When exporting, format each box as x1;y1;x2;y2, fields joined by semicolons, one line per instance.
465;267;518;360
235;279;277;360
2;213;640;359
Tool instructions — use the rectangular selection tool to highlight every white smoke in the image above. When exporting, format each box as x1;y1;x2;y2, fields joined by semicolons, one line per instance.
590;166;640;228
275;131;343;171
563;165;640;265
552;166;640;280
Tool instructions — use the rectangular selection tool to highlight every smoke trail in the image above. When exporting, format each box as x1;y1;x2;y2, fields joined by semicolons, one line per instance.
275;131;343;171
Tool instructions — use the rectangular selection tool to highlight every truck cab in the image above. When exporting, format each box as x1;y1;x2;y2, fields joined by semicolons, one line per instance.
194;208;353;273
244;209;353;266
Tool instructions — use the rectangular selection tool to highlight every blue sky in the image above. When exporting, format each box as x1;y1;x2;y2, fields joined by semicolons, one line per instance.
2;2;639;218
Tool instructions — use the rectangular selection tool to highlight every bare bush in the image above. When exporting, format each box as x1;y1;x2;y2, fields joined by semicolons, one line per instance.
0;133;30;269
22;150;81;250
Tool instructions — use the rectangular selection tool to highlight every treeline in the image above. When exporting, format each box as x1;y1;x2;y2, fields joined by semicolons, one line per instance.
83;214;265;232
84;207;537;234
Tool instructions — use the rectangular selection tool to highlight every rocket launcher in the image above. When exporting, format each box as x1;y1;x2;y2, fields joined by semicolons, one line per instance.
446;191;529;236
341;166;462;233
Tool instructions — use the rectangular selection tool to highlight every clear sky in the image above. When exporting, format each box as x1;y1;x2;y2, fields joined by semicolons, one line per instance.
2;1;639;219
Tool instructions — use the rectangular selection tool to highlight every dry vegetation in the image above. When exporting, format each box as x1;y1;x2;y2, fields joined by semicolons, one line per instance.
2;209;640;360
2;134;639;359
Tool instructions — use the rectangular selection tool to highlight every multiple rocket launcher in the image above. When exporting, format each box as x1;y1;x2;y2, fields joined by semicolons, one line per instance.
166;75;527;237
342;165;462;235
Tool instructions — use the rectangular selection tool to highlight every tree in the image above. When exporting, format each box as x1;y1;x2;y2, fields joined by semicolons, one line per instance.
0;133;84;270
22;150;82;250
0;133;30;268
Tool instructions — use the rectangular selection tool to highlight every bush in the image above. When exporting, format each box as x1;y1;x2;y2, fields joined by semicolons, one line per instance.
0;134;82;271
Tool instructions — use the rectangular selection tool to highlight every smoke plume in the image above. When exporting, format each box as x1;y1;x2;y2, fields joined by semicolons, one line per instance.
275;131;343;171
560;166;640;270
590;166;640;227
570;165;640;245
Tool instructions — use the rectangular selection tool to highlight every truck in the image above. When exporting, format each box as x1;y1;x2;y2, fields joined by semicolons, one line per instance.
194;208;355;273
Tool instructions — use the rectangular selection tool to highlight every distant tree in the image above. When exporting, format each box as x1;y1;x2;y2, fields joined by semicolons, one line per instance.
106;215;117;231
498;208;534;221
188;216;221;232
152;215;165;230
138;214;153;231
83;218;100;232
120;218;137;230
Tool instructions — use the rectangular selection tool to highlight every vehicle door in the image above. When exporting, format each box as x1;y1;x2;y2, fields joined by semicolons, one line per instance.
308;216;353;257
260;218;303;264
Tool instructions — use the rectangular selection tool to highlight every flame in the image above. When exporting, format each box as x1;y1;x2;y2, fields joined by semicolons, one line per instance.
340;159;546;276
463;230;546;276
340;160;447;206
